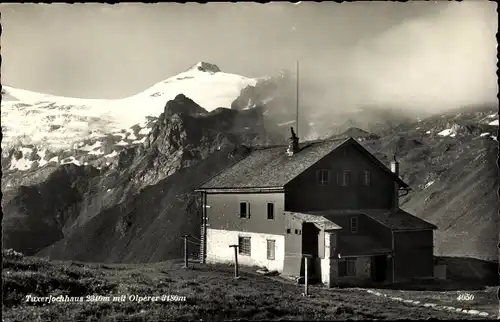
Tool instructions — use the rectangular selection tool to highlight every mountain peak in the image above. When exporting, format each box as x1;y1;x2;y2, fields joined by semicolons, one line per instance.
187;62;221;74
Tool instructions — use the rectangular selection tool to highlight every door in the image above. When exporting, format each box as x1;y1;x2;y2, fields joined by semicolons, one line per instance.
372;255;388;282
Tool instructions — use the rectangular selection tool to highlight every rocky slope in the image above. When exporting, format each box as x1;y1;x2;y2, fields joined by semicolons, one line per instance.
360;104;498;262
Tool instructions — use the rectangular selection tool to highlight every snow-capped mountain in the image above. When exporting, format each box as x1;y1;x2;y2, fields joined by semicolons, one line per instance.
1;62;258;172
2;62;257;149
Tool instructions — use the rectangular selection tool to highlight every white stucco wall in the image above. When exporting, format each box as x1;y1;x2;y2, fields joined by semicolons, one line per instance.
321;258;331;287
206;228;285;272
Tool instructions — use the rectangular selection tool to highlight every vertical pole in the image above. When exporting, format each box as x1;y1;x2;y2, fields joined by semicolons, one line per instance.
234;246;239;278
304;256;309;296
229;245;239;278
183;235;188;269
203;192;207;264
296;60;299;138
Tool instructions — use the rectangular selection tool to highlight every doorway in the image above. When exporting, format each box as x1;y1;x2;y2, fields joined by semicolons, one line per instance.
372;255;388;282
301;223;319;278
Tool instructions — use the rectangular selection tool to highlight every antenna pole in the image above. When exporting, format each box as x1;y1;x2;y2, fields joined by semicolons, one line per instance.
296;60;299;138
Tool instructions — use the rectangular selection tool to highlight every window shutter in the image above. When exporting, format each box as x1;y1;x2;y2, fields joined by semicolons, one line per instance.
267;240;276;260
239;237;251;256
267;203;274;220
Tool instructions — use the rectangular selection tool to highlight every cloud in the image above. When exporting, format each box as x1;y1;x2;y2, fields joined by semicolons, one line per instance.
307;1;498;114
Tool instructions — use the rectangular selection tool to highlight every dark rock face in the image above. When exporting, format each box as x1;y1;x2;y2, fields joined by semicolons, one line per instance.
231;72;300;137
164;94;208;117
2;164;100;255
192;62;221;73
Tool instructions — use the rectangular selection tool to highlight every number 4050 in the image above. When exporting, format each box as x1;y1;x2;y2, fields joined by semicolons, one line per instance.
457;293;475;301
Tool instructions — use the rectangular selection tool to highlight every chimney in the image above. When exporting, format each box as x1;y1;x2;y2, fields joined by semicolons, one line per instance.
390;155;399;176
390;155;400;211
286;127;300;156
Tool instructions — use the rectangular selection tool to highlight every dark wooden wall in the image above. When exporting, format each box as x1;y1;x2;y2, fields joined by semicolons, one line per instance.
328;214;393;248
285;143;395;212
393;230;434;280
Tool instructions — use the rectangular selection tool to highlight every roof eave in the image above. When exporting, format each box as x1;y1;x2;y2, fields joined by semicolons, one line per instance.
195;186;285;193
324;227;343;232
392;226;438;232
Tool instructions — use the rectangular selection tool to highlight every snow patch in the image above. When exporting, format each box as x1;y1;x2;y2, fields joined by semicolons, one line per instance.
115;140;129;146
9;155;34;171
132;137;147;144
61;156;81;166
78;141;102;152
88;149;104;156
48;156;59;164
104;151;118;158
138;127;152;135
35;148;48;167
480;132;490;137
127;132;137;140
488;119;498;126
438;129;453;137
425;180;435;189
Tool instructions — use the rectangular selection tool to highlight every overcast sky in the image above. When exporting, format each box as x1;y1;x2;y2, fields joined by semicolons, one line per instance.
1;2;497;112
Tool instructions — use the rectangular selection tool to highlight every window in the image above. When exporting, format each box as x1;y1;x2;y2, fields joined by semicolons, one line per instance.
338;259;356;277
361;170;371;186
238;237;251;256
295;229;299;234
267;202;274;220
350;217;358;233
317;169;330;186
347;259;356;276
239;202;250;218
286;228;291;234
267;239;276;260
342;170;351;186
